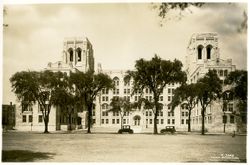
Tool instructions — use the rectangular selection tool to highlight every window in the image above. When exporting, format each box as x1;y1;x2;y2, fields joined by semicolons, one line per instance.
135;96;138;102
186;112;189;117
149;111;152;116
117;119;120;124
181;119;184;124
149;119;152;124
146;88;148;94
168;106;171;110
156;119;159;124
149;96;152;101
172;112;174;116
186;119;189;124
29;115;33;123
69;49;73;62
127;96;130;101
161;119;164;124
102;96;105;101
182;112;185;117
168;88;171;94
123;119;126;124
38;115;43;123
124;89;126;94
197;45;203;59
160;96;163;101
172;89;175;94
219;70;223;77
146;111;148;116
112;119;115;124
116;89;119;94
102;119;104;124
230;115;235;123
127;89;130;94
168;112;171;117
168;96;171;101
93;110;95;116
228;103;233;112
106;119;109;124
172;119;175;124
167;119;170;124
22;115;26;123
160;111;163;116
76;48;82;61
206;45;212;59
146;96;148;100
113;112;116;116
106;96;108;101
224;70;228;77
93;119;96;124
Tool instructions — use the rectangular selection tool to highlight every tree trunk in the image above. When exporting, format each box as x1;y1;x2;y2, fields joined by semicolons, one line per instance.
188;109;191;132
44;115;49;133
201;107;205;135
153;110;158;134
68;113;72;131
87;104;92;133
121;115;123;129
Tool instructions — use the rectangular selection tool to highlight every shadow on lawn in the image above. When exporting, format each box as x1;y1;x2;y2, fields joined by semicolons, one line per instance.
2;150;55;162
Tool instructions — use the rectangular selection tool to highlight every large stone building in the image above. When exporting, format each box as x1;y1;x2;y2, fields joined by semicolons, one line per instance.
15;37;94;131
14;33;245;133
185;33;246;133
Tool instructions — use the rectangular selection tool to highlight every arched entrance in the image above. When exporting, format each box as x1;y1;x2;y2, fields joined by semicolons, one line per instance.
133;115;141;126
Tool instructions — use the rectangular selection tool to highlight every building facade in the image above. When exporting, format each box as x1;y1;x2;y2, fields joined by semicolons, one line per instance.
185;32;245;133
15;37;93;131
14;33;245;133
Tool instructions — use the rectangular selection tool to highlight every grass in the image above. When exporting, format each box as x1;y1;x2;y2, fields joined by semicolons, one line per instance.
2;150;55;162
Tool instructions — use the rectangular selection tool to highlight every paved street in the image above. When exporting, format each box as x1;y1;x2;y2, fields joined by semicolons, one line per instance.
2;131;246;162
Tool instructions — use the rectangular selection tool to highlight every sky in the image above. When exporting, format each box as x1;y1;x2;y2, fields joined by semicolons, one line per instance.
2;2;248;104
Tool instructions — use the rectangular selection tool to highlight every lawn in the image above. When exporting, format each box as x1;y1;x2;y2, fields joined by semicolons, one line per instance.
2;131;246;162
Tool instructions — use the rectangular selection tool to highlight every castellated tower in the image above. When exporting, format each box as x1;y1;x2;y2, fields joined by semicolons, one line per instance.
185;32;235;84
62;37;94;72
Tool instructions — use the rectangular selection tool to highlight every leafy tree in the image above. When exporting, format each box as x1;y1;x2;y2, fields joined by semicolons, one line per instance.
109;97;134;129
50;72;76;131
170;83;197;132
196;70;222;135
10;70;63;133
69;71;113;133
124;55;186;134
224;70;247;123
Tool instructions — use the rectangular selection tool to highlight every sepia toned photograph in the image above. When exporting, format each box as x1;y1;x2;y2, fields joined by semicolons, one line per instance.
2;1;247;163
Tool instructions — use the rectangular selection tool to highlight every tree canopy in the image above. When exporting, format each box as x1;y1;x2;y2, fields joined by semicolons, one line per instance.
69;71;113;133
124;55;186;134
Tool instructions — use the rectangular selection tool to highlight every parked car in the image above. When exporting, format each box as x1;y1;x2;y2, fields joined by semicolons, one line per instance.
160;126;176;134
118;125;134;134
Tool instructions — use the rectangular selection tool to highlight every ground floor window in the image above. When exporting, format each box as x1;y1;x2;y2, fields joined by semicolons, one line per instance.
28;115;33;123
186;119;189;124
172;119;175;124
123;119;126;124
149;119;152;124
22;115;26;123
161;119;164;124
230;115;235;123
167;119;170;124
106;119;109;124
92;119;96;124
117;119;119;124
112;119;115;124
101;119;104;124
181;119;184;124
38;115;43;123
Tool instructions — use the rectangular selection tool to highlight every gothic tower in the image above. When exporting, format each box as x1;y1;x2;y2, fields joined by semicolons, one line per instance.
62;37;94;72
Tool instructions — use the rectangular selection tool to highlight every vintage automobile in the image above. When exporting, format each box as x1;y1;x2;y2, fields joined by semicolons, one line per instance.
160;126;176;134
118;125;134;134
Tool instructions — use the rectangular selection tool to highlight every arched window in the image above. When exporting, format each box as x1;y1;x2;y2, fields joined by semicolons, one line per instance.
68;48;74;62
133;115;141;126
76;48;82;62
197;45;203;60
113;77;119;86
206;45;212;59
